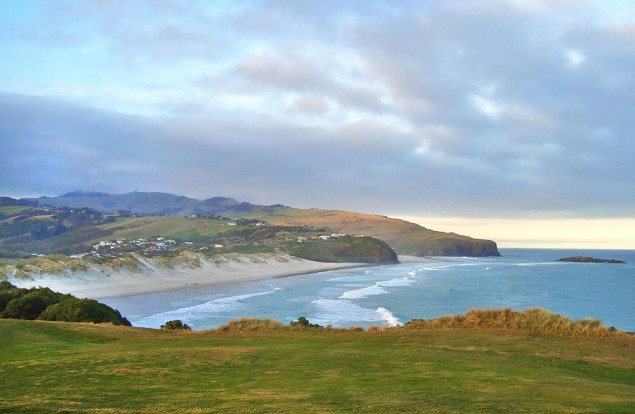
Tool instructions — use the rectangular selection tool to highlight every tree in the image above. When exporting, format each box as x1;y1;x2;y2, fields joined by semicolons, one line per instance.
160;320;192;330
1;288;69;320
289;316;322;328
0;281;131;325
39;298;131;326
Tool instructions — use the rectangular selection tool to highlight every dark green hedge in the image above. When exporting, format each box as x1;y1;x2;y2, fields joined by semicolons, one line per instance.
0;281;130;326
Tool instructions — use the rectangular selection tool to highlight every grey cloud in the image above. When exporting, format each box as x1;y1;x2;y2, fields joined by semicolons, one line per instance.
289;97;330;115
3;1;635;218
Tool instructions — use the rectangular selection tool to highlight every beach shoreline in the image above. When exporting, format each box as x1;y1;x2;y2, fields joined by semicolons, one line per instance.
8;254;443;300
94;260;371;300
8;254;375;300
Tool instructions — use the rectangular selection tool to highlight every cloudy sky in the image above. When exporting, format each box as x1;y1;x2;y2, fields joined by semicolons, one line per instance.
1;0;634;248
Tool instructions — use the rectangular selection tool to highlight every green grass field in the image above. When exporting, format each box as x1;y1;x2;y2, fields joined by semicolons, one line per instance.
1;319;633;413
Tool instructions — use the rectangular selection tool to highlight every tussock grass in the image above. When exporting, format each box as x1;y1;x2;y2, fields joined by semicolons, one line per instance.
217;317;287;332
405;308;629;338
215;309;630;339
215;317;373;333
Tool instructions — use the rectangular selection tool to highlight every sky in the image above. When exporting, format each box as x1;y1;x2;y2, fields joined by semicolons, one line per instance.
1;0;634;248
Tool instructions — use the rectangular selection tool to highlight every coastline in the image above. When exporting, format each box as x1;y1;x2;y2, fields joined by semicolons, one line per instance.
9;254;377;300
398;255;446;264
8;254;445;300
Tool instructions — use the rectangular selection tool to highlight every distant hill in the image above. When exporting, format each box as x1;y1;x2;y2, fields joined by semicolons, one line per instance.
34;191;290;216
36;191;203;215
222;208;500;257
15;191;500;257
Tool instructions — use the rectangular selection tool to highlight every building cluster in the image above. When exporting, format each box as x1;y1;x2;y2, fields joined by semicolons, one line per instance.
295;233;362;243
71;236;182;259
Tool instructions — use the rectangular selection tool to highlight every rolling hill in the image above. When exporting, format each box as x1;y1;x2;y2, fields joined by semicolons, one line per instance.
11;191;500;257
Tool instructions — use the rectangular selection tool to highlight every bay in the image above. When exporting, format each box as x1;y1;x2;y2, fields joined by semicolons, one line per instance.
103;248;635;331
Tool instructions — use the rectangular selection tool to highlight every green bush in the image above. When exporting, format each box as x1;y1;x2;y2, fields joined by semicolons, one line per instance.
39;298;131;326
160;320;191;330
0;282;28;313
2;288;69;320
289;316;322;328
0;281;131;325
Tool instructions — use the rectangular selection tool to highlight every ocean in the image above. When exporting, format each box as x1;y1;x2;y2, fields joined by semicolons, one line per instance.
102;249;635;331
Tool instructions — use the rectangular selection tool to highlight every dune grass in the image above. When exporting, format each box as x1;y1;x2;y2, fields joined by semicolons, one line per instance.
1;313;634;413
406;308;628;338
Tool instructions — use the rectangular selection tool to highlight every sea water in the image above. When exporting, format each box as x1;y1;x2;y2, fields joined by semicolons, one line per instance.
102;249;635;331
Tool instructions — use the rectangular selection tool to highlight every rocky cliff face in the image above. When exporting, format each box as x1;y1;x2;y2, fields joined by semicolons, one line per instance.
410;239;501;257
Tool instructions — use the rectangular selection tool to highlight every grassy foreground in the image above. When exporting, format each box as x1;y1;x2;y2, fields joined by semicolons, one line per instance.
1;319;634;413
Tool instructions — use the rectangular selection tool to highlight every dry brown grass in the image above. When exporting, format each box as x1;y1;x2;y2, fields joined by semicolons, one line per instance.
216;317;287;332
405;308;630;338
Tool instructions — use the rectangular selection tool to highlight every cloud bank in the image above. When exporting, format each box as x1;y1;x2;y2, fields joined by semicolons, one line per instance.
1;0;634;218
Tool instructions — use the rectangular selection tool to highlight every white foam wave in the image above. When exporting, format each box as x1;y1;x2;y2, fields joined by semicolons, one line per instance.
377;276;414;288
326;275;373;282
340;285;387;300
515;262;564;267
339;276;415;300
376;307;402;327
309;298;381;326
134;290;274;327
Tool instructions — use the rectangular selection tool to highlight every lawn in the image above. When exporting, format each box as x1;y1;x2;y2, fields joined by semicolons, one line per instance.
1;319;634;413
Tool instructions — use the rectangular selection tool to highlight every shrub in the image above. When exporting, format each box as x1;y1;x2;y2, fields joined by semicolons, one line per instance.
39;297;131;326
217;317;286;332
160;320;192;330
0;281;131;325
404;308;627;338
289;316;322;329
0;283;28;313
2;287;69;320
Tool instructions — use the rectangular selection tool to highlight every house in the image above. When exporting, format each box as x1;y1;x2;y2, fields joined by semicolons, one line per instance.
297;237;307;243
319;235;331;240
214;244;224;248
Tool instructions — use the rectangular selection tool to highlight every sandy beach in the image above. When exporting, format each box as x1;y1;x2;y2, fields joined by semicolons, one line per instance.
8;253;371;300
7;253;445;301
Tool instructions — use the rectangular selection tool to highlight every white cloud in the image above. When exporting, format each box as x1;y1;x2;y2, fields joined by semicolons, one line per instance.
469;94;504;119
565;49;586;67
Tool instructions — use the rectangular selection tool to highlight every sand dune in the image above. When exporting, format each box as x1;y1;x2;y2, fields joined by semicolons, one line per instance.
8;253;366;300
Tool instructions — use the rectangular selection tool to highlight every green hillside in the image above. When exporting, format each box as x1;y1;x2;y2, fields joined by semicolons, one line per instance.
227;207;500;256
0;210;400;274
1;317;633;413
3;193;500;257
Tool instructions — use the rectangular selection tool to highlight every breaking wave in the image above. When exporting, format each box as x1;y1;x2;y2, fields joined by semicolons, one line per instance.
376;307;401;327
134;290;274;328
309;298;382;326
339;276;415;300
